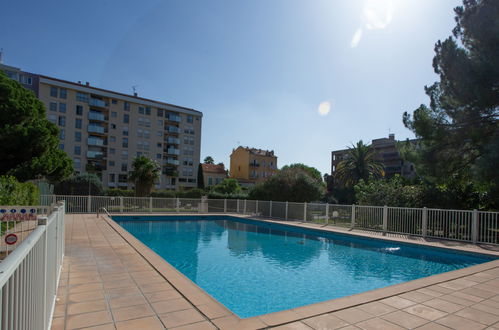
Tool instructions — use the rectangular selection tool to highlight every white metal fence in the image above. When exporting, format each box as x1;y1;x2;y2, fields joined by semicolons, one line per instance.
0;202;65;330
41;195;499;245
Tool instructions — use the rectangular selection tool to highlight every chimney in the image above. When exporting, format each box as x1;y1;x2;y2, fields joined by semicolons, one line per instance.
85;82;90;86
389;133;395;141
133;92;138;97
77;81;81;84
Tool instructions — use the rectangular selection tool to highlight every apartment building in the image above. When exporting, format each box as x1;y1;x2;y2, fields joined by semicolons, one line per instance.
1;63;202;190
230;146;278;186
201;163;227;187
331;134;416;181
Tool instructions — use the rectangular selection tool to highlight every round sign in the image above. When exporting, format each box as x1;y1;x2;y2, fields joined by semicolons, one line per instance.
332;211;339;218
5;234;18;245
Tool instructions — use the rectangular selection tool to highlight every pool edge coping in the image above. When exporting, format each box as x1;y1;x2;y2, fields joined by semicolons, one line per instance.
102;213;499;329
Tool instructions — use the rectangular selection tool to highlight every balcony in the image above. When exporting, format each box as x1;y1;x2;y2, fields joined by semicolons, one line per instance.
162;167;178;176
165;114;181;122
89;98;107;108
88;125;106;134
88;111;106;121
166;137;180;144
165;126;180;134
165;158;180;166
87;150;105;159
166;148;180;155
249;163;260;167
87;137;105;146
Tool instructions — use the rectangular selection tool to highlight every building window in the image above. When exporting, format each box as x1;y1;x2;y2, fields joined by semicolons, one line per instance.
49;102;57;111
59;144;64;150
76;92;89;103
145;107;151;115
118;174;127;182
157;130;162;137
110;136;116;142
59;129;65;140
124;102;130;111
75;118;82;129
139;107;145;114
50;87;58;97
187;115;193;123
59;103;66;113
121;150;128;160
111;111;117;117
157;109;163;117
121;163;128;172
156;153;161;159
157;120;162;126
48;114;57;124
59;88;67;99
122;138;128;148
112;99;117;104
109;148;115;154
109;160;115;167
73;158;81;169
74;146;81;155
58;116;66;127
122;127;129;136
75;131;81;142
76;105;83;115
111;124;116;129
123;114;129;123
157;142;162;148
144;130;150;139
208;177;213;186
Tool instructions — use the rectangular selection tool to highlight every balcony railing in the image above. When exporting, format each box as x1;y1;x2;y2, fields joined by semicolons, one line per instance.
166;126;180;133
88;111;106;121
166;137;180;144
165;158;180;166
250;163;260;167
87;151;105;159
89;98;107;108
88;125;106;134
166;148;180;155
87;137;105;146
165;114;181;122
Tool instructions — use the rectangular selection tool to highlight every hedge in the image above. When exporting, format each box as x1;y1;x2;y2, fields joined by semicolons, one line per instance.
0;176;40;205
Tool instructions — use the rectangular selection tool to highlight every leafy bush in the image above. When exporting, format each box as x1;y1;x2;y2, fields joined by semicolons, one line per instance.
54;173;104;195
176;188;205;198
0;175;40;205
151;190;176;198
212;178;242;195
106;188;135;197
354;175;423;207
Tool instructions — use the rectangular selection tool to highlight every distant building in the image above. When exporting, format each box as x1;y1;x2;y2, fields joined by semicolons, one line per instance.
0;63;202;190
230;147;278;186
201;163;227;187
331;134;416;181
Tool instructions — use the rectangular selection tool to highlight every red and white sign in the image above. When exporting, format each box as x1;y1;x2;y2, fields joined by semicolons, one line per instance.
5;234;18;245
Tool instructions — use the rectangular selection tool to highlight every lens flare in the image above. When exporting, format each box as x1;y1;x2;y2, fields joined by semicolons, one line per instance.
318;101;331;116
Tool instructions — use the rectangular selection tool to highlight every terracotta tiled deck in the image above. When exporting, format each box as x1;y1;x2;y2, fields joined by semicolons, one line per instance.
52;214;499;330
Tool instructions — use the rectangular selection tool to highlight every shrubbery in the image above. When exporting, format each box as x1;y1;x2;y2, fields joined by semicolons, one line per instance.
54;173;104;196
0;175;40;205
354;175;423;207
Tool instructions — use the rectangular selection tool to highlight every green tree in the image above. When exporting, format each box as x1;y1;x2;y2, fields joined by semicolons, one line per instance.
249;167;325;202
54;173;104;196
129;156;160;197
203;156;214;164
334;141;384;186
402;0;499;209
0;71;73;182
0;175;40;205
197;163;205;189
281;163;322;183
213;178;242;195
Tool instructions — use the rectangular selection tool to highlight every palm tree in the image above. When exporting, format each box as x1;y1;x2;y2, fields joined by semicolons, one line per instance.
335;140;384;186
129;156;160;196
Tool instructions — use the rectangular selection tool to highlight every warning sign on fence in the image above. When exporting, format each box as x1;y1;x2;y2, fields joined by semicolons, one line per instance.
0;208;38;221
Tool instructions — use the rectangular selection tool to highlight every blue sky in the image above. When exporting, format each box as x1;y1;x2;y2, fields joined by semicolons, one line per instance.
1;0;461;175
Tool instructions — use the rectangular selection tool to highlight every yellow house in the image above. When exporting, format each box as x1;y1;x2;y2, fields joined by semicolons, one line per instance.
230;146;278;185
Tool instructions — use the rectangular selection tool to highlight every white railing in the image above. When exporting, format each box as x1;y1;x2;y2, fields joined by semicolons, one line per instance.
0;201;65;330
40;195;499;245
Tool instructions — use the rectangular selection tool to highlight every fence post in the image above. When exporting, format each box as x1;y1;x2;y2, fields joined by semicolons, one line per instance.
224;199;227;213
285;201;288;220
244;199;247;214
325;203;329;225
87;195;91;213
176;198;180;213
120;197;124;213
237;199;240;213
422;207;428;238
351;204;356;228
149;197;153;213
52;195;56;206
256;200;259;215
472;209;478;244
303;203;307;222
270;201;273;218
382;205;388;233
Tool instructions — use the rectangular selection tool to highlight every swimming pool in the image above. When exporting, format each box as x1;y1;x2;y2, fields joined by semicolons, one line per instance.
113;215;495;318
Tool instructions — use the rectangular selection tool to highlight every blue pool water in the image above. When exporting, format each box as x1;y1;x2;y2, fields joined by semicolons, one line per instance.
114;215;495;318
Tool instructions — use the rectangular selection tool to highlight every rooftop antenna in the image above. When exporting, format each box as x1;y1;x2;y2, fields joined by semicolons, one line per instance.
132;85;138;96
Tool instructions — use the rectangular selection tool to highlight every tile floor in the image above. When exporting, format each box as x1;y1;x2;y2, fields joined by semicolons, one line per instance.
51;214;499;330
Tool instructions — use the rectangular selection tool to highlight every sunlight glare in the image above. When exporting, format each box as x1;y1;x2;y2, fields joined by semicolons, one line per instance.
318;101;332;116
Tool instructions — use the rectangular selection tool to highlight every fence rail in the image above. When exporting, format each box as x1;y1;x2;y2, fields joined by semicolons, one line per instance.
41;195;499;245
0;201;65;330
